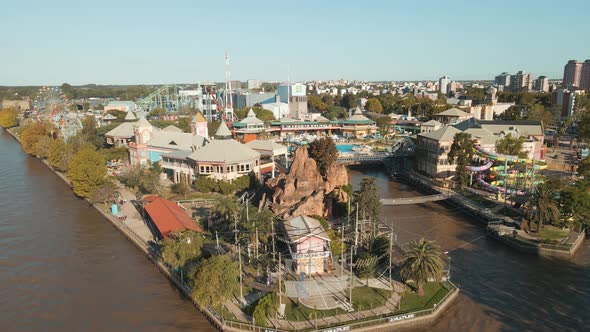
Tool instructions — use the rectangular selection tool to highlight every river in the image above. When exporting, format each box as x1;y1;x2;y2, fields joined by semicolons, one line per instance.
0;128;215;332
1;128;588;332
349;166;590;332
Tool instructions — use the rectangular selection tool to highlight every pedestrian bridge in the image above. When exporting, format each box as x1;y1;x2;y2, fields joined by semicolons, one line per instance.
380;193;453;206
337;153;390;164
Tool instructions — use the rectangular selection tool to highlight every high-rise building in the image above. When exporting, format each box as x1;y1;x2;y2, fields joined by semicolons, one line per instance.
510;71;533;92
438;76;450;94
535;76;549;92
563;60;584;88
495;72;511;89
580;60;590;90
278;83;308;119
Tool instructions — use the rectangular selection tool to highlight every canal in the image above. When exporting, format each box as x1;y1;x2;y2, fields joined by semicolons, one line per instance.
1;127;588;332
0;128;215;332
349;166;590;332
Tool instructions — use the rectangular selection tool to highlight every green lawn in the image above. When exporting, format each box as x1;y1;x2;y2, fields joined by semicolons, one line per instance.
351;287;391;311
538;226;568;241
283;297;347;321
459;191;497;208
398;282;450;313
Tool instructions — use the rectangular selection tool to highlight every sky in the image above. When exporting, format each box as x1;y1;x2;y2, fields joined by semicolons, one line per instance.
1;0;590;86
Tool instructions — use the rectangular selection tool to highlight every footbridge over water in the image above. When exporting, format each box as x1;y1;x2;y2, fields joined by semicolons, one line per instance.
380;192;454;206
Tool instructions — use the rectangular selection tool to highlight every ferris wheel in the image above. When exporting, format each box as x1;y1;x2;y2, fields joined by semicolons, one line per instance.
33;86;68;111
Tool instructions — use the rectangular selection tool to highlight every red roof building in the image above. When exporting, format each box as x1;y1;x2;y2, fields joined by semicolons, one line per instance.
143;195;203;238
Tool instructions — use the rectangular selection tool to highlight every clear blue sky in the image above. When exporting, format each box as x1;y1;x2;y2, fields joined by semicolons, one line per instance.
2;0;590;85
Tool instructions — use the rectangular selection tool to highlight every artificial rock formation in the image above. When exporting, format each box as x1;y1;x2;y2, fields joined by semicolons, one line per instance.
267;147;348;218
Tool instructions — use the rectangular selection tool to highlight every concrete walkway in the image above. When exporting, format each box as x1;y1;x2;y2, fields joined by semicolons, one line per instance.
115;184;154;243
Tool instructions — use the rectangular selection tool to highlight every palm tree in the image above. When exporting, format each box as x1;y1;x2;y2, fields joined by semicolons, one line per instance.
400;239;444;296
213;196;240;223
527;183;559;233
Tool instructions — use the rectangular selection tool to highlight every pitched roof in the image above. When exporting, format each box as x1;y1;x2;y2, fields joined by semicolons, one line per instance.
143;195;202;238
147;131;208;150
246;139;288;156
422;120;442;127
315;115;330;123
103;113;117;120
192;112;207;123
437;108;471;117
162;125;183;133
214;121;233;138
134;116;152;128
188;139;259;164
282;215;330;243
105;121;136;138
478;120;544;136
418;125;461;142
124;111;137;121
236;109;264;126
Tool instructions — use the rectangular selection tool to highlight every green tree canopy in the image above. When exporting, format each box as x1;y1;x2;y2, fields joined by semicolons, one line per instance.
526;183;559;232
48;138;75;172
68;146;107;198
308;137;338;177
20;122;54;155
190;255;240;307
495;134;527;158
400;239;444;296
89;179;118;207
253;293;277;327
161;230;205;271
448;132;476;187
352;177;381;238
0;108;18;128
365;98;383;113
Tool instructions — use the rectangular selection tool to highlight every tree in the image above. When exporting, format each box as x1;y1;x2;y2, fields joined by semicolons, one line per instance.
375;117;392;134
149;107;167;117
526;104;554;125
496;106;524;121
400;239;444;296
171;181;190;198
140;162;164;195
90;179;118;207
526;183;559;232
20;122;53;155
48;138;74;172
0;108;18;128
34;135;54;159
161;230;204;271
365;98;383;113
325;105;347;120
308;137;338;176
308;95;328;112
120;163;143;189
253;293;277;327
371;235;390;265
341;94;358;109
576;157;590;178
190;255;240;307
352;177;381;238
327;229;346;257
213;196;240;223
559;183;590;231
495;134;527;158
448;132;476;187
68;146;107;198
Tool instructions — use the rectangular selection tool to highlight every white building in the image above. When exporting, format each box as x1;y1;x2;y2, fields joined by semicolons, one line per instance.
439;76;451;94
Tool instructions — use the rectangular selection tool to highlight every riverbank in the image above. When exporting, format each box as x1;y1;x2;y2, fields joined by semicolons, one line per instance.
3;128;226;329
399;170;586;257
3;127;459;332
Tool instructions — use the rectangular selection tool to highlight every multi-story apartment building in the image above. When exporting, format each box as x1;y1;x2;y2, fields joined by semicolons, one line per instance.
438;76;451;94
415;126;461;179
535;76;549;92
495;72;511;90
563;60;584;88
510;71;533;92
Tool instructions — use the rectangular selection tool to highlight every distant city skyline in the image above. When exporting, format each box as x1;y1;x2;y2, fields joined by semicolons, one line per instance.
2;0;590;86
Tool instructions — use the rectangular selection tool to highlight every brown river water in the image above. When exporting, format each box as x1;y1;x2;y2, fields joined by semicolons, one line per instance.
1;128;588;331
